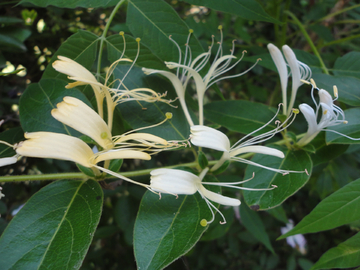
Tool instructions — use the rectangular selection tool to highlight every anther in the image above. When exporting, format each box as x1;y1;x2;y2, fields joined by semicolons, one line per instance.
310;78;317;88
333;85;338;98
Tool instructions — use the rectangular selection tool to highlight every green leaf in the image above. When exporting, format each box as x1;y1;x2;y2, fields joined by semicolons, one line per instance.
312;73;360;106
310;132;348;166
106;34;164;70
19;78;92;134
134;175;220;270
0;179;103;270
243;146;312;210
19;0;119;8
280;178;360;238
326;108;360;144
127;0;204;63
112;65;191;140
181;0;279;23
311;232;360;270
43;30;99;79
0;17;23;24
240;201;274;253
333;52;360;80
0;33;26;52
204;100;277;135
0;127;24;158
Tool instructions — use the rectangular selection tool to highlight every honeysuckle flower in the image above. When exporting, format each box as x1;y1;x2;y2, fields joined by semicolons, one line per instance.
297;79;360;146
143;26;260;126
281;219;307;255
190;105;302;174
267;44;312;116
0;186;4;199
150;167;275;225
53;34;173;130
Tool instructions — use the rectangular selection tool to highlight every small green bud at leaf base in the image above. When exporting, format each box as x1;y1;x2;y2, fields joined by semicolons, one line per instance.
211;160;230;175
77;163;96;178
200;219;208;227
198;150;208;169
109;159;123;173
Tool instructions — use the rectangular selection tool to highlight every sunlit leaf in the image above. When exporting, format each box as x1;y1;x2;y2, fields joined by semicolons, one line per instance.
243;146;312;210
280;178;360;238
0;179;103;270
311;232;360;270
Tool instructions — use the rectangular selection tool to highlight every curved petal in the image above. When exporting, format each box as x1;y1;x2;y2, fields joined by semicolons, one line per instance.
298;103;320;146
230;145;284;158
267;44;288;112
318;89;333;108
198;185;240;206
52;56;98;84
0;156;18;167
150;168;198;195
16;132;94;167
114;133;168;146
94;149;151;164
190;125;230;152
51;97;113;149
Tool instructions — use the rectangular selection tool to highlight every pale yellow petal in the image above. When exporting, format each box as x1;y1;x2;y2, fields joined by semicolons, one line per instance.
52;97;113;149
94;149;151;164
16;132;94;167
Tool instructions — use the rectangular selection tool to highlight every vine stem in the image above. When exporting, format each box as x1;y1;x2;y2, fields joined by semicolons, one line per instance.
284;10;329;75
96;0;127;78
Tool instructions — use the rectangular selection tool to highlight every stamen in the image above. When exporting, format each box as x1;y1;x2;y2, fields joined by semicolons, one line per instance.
333;85;338;99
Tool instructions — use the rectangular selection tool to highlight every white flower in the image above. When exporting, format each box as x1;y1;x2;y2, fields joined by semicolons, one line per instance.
0;186;4;200
297;80;358;146
150;167;274;225
281;219;307;255
267;44;311;116
143;27;260;126
190;105;302;174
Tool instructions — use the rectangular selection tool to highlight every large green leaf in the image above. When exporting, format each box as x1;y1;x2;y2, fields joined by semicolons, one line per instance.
326;108;360;144
204;100;277;135
43;30;99;80
19;0;119;8
181;0;279;23
311;232;360;270
106;34;164;70
127;0;204;63
0;179;103;270
243;146;312;210
280;178;360;238
333;52;360;80
134;175;220;270
240;201;274;253
19;78;92;134
312;73;360;106
112;65;192;140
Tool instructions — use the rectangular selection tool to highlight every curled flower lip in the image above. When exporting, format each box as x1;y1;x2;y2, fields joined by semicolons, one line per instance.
150;168;275;225
297;79;359;146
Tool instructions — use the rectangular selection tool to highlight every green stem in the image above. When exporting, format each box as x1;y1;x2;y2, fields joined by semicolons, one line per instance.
280;0;291;45
314;3;360;24
96;0;126;78
284;10;329;75
322;34;360;47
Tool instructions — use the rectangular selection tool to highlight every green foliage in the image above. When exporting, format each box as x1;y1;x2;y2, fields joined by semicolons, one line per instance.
0;179;103;270
1;0;360;269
